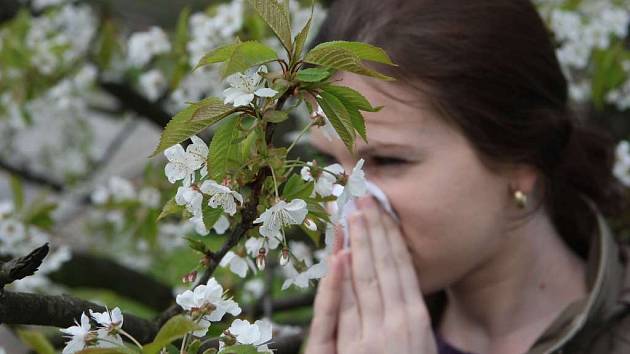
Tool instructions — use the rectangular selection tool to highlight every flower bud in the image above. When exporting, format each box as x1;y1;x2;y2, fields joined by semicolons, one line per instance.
181;270;197;284
304;217;317;231
222;331;237;346
279;247;290;266
256;248;267;271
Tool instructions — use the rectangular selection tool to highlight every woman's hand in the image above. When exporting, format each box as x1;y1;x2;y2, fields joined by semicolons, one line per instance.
305;196;439;354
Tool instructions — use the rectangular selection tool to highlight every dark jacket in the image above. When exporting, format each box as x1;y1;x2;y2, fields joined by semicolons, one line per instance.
427;203;630;354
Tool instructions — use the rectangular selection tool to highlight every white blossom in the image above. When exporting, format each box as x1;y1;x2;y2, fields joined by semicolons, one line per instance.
282;260;327;290
138;187;161;208
336;159;368;209
0;201;14;219
254;199;308;238
175;278;241;337
127;27;171;67
60;313;94;354
200;180;244;216
139;69;167;101
89;307;124;348
220;251;256;278
0;219;26;248
164;136;208;186
313;105;339;141
301;162;344;197
227;319;273;353
614;140;630;186
223;66;278;107
175;186;203;217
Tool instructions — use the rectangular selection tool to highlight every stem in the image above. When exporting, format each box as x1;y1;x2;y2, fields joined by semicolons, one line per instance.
180;333;188;354
119;329;143;349
270;166;280;200
286;120;317;153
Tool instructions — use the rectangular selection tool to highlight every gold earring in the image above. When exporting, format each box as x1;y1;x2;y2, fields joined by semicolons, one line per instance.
514;190;527;209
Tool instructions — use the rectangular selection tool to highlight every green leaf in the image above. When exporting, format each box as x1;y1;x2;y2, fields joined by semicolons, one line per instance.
195;41;240;70
221;41;278;78
190;98;235;122
218;344;259;354
10;175;24;211
208;116;240;180
316;91;355;151
322;84;378;142
282;174;314;200
322;84;380;112
23;201;57;230
313;41;396;65
157;198;183;221
292;4;313;61
143;315;201;354
304;44;395;81
296;68;330;82
185;236;208;253
187;339;202;354
17;330;55;354
263;110;289;123
174;7;191;55
203;205;224;231
150;97;235;157
247;0;293;53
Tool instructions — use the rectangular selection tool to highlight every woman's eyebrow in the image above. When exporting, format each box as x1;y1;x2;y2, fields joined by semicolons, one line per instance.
357;142;411;156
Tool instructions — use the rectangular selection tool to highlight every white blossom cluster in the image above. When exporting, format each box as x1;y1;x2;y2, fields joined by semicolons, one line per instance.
175;277;242;337
60;307;124;354
26;4;97;75
0;63;101;181
537;1;630;104
614;140;630;187
0;199;71;292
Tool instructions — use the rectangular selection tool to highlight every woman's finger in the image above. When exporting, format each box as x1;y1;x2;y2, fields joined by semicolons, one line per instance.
381;209;432;350
306;252;344;352
336;250;361;350
348;211;383;334
356;196;404;313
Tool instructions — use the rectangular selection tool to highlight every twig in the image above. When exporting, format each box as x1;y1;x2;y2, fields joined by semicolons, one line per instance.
0;243;49;290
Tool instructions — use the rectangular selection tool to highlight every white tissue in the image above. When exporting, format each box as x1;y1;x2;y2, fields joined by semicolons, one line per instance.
334;180;399;248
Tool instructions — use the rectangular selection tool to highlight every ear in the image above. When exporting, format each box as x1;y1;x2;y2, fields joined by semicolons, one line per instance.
507;163;540;195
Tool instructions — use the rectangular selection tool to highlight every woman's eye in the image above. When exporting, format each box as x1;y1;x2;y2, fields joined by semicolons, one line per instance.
371;156;408;166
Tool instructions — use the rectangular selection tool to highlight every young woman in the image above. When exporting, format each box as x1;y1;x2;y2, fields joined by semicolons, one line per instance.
303;1;630;353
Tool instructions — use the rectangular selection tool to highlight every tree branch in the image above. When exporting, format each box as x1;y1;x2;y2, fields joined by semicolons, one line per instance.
98;80;172;128
0;290;159;344
0;244;49;290
48;252;174;311
0;160;64;192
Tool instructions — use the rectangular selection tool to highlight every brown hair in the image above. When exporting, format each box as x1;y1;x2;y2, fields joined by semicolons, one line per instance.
312;0;625;257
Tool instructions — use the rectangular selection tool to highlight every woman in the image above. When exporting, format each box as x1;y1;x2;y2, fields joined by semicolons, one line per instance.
304;1;630;353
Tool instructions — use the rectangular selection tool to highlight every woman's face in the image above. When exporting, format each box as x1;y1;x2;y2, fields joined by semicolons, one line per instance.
309;73;523;294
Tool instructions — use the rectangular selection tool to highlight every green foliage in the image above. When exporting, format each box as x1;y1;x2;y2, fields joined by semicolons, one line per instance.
142;315;201;354
282;174;314;200
292;3;313;62
16;330;56;354
203;205;225;231
247;0;293;54
221;41;278;78
10;174;24;211
263;110;289;123
218;344;260;354
296;67;330;82
157;197;183;221
313;41;396;65
151;97;235;157
208;116;241;181
305;41;396;81
592;43;629;109
320;84;381;142
316;91;356;151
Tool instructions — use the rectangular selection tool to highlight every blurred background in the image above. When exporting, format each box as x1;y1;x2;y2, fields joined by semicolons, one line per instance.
0;0;628;353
